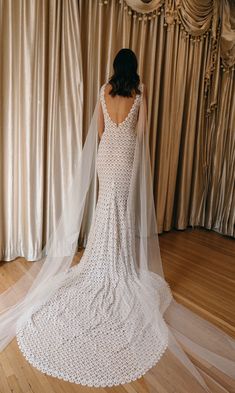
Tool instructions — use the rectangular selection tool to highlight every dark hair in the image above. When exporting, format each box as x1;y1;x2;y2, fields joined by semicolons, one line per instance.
108;48;141;97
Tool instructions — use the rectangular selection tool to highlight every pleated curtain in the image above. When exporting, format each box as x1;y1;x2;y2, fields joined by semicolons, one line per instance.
0;0;234;261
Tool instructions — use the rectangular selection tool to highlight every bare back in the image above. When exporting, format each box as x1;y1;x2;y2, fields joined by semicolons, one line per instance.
103;83;138;127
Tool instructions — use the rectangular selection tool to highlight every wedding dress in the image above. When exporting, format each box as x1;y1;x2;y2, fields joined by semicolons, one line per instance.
1;81;234;391
16;82;172;386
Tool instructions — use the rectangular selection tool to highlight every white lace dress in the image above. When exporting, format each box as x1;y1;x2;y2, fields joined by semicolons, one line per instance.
16;82;172;387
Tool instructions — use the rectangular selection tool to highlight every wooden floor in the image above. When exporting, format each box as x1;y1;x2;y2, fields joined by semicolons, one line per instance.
161;227;235;337
0;227;234;393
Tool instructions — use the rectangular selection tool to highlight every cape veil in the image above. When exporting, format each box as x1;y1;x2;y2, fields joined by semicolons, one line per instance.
0;84;234;392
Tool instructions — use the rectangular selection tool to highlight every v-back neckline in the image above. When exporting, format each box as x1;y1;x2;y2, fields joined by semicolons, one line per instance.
102;83;140;128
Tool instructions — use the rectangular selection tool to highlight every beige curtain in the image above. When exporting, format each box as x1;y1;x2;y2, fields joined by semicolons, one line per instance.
0;0;234;262
0;0;83;261
79;0;235;236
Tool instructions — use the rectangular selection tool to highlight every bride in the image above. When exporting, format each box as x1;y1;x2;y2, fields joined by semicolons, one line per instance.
0;48;234;391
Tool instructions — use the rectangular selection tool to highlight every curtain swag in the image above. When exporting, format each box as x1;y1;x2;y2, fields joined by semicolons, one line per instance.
99;0;235;70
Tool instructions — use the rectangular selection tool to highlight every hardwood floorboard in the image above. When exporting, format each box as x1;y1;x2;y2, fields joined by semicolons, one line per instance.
159;228;235;336
0;228;234;392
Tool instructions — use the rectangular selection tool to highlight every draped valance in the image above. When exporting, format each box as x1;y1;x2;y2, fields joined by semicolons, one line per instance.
99;0;235;68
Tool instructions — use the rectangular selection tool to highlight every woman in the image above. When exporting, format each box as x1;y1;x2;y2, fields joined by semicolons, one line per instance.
1;49;235;391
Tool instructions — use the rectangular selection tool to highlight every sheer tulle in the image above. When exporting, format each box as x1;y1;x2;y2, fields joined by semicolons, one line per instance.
0;84;234;391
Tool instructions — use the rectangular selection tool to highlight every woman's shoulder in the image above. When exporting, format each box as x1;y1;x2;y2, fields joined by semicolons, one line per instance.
99;81;111;96
99;83;107;100
100;82;106;92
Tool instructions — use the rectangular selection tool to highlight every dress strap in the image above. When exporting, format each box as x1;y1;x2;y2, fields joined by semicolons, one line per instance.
100;83;108;117
99;83;105;101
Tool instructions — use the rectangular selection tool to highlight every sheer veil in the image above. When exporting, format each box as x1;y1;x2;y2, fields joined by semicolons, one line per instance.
0;82;234;392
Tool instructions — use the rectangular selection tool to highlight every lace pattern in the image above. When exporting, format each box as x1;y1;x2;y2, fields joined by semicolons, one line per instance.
16;81;172;387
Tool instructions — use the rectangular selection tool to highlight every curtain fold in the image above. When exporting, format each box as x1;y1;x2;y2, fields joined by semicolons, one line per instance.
176;0;215;36
79;0;235;237
0;0;234;261
0;0;83;261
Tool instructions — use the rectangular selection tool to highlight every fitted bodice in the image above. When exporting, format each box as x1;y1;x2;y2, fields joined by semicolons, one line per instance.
97;82;143;200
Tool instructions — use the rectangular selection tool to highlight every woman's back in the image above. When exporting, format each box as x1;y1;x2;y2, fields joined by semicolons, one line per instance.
103;83;138;127
98;81;144;139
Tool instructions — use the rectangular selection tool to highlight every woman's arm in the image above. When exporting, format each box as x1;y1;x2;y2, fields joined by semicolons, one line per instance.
98;100;104;139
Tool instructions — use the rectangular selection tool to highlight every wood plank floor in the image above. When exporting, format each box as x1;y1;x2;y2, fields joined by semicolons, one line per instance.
0;227;234;393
